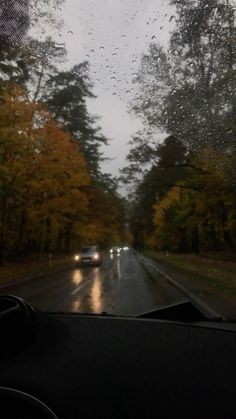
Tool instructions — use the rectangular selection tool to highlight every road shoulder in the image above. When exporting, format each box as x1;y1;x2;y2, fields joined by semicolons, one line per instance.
138;251;236;320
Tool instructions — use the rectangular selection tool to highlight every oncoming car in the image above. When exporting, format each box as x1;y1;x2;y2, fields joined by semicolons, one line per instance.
74;246;102;267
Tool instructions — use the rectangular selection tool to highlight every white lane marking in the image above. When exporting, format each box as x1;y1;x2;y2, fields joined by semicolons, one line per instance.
70;280;90;296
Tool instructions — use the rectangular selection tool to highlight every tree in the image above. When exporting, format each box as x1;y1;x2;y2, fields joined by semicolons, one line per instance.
0;81;90;259
124;0;236;255
0;0;29;52
151;146;236;253
0;0;66;88
133;0;236;152
45;63;109;177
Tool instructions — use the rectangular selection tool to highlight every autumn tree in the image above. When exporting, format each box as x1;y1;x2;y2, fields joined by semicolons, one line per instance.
0;81;90;260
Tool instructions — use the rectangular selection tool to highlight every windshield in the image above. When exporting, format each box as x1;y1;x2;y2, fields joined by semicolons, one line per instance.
80;247;96;253
0;0;235;320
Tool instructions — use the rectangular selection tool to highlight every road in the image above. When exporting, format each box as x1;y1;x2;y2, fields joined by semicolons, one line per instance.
0;250;185;315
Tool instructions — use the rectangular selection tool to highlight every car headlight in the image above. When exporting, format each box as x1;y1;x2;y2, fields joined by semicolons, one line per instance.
93;253;99;260
74;255;80;261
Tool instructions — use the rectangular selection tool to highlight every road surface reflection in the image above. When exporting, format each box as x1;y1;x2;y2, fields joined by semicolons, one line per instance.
72;299;81;311
90;268;103;312
72;269;83;285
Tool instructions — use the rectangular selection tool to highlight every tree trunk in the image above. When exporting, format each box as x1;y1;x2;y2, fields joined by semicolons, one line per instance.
191;226;199;254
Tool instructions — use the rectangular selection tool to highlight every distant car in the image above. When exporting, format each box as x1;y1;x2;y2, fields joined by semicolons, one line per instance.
74;246;102;267
109;246;121;255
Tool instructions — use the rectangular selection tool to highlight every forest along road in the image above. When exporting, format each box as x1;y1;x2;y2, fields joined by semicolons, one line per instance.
0;250;186;315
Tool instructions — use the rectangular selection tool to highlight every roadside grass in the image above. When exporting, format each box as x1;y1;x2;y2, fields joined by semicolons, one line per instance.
0;254;73;287
145;250;236;296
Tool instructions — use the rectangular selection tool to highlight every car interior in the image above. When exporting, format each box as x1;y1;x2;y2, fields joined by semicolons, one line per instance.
1;294;236;418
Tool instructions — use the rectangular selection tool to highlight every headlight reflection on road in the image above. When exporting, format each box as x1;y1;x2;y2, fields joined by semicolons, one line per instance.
91;268;103;313
72;299;81;311
72;269;83;285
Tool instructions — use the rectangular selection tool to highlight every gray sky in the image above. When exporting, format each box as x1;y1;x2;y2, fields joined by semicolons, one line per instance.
51;0;175;177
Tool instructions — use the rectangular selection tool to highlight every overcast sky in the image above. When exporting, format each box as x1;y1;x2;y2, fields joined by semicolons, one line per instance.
51;0;175;177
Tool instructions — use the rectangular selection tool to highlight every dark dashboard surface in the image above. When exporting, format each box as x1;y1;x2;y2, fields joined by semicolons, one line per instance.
1;303;236;418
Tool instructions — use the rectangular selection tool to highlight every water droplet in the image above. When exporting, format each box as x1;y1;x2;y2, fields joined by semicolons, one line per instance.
68;30;73;36
90;49;94;54
99;45;105;50
132;59;136;63
111;76;116;80
112;52;118;57
126;90;131;94
112;92;117;96
88;32;92;36
55;42;66;48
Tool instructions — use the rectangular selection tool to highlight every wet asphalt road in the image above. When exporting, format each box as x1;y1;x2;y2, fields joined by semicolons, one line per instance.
0;250;185;315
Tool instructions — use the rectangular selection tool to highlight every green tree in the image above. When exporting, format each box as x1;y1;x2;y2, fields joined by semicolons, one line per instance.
45;63;109;177
133;0;236;152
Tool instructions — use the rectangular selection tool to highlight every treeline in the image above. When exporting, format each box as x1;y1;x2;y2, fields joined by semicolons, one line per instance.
0;0;126;261
123;0;236;254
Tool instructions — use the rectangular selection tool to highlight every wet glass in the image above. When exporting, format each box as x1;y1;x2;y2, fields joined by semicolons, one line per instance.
0;0;235;319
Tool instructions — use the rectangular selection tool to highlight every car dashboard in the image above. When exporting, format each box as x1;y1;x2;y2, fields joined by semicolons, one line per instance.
0;295;236;418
